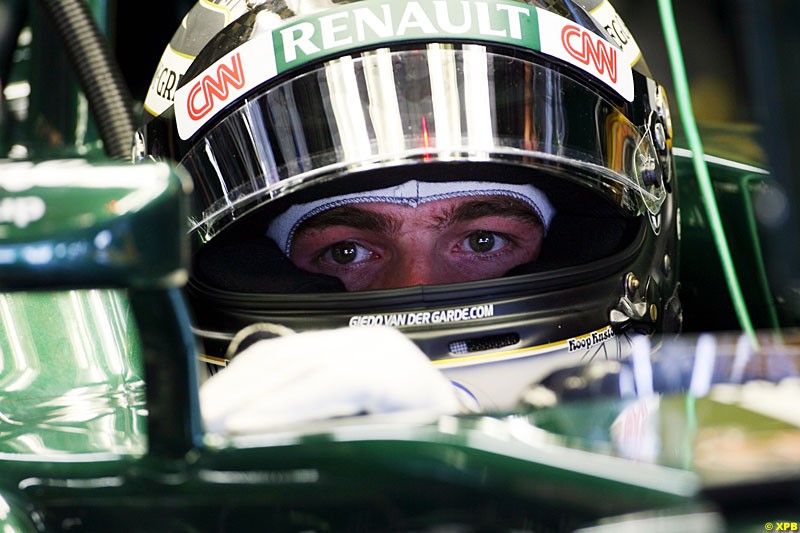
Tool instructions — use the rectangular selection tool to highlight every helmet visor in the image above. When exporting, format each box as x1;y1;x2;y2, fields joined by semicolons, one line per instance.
180;44;663;241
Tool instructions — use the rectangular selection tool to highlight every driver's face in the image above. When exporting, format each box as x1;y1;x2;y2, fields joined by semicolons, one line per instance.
289;196;544;291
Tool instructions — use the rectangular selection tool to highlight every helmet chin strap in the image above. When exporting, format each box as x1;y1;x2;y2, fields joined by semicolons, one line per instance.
266;180;555;256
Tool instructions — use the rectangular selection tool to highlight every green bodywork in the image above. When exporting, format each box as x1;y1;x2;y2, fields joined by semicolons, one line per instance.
0;1;798;531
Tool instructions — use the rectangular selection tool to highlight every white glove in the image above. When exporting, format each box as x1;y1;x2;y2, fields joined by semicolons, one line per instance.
201;326;462;434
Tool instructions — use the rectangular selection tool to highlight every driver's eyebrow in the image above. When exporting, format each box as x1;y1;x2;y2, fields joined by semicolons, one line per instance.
295;204;401;235
439;197;542;229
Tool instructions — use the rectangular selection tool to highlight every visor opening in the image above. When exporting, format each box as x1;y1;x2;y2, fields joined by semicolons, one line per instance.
449;333;521;355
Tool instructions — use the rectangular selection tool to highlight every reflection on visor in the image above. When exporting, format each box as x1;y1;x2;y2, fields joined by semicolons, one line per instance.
180;45;664;241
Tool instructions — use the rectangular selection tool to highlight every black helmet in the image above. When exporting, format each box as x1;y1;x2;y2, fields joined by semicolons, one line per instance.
137;0;679;410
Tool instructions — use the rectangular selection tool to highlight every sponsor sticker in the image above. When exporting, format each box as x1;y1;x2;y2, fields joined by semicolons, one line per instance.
175;34;277;139
589;0;642;67
175;0;633;139
537;8;633;101
144;46;195;117
349;304;495;327
434;324;621;368
566;325;616;352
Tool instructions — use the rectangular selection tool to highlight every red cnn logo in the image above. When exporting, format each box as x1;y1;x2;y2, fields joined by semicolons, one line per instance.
187;53;245;121
561;25;618;84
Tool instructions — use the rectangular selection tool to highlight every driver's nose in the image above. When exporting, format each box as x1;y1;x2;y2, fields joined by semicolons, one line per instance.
368;253;449;290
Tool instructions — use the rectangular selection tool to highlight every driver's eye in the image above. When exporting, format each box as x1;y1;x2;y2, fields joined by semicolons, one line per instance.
468;231;495;253
322;241;372;265
331;241;358;264
463;231;506;253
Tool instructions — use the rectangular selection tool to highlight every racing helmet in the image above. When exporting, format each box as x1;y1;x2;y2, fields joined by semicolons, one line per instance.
136;0;679;410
